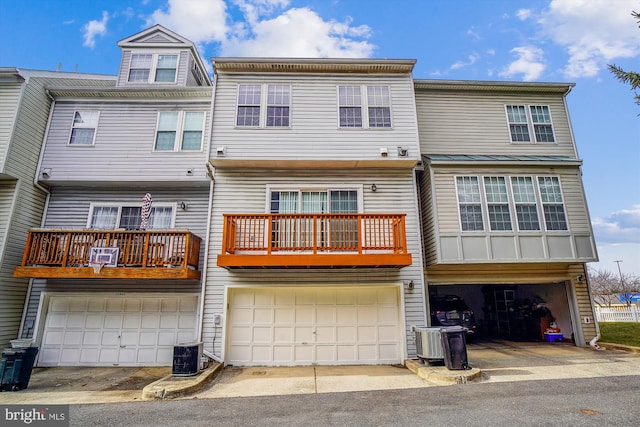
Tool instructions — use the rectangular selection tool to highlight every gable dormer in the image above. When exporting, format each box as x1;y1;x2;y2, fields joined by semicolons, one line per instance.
116;24;211;87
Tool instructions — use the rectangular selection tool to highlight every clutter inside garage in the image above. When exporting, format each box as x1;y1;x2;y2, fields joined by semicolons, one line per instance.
428;283;573;343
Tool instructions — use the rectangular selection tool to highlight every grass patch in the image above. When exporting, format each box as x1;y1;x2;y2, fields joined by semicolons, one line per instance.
599;322;640;347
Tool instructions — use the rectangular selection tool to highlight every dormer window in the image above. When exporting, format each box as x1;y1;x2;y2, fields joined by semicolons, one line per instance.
128;53;178;84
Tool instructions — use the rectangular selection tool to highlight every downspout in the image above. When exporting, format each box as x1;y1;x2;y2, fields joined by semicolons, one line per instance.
563;85;601;349
17;89;54;339
197;72;223;363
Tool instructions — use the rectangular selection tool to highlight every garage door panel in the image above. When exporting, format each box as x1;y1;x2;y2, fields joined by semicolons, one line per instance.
41;295;198;367
254;308;273;323
63;331;83;345
106;299;123;312
103;315;122;329
60;349;80;364
228;287;401;366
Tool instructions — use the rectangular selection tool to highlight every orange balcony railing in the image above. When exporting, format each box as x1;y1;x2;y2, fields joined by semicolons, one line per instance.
218;213;412;268
13;229;201;279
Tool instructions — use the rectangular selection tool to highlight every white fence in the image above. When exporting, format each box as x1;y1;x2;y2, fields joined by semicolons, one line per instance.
595;305;640;322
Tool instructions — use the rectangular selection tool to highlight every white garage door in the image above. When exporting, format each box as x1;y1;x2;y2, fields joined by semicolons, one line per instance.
39;295;198;367
227;287;401;366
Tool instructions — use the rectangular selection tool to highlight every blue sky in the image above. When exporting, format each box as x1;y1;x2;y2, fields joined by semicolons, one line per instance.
1;0;639;275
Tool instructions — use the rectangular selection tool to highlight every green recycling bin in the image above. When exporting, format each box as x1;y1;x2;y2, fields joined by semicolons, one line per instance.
0;347;39;391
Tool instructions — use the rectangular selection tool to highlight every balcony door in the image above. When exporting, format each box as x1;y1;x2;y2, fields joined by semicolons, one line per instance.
270;190;358;251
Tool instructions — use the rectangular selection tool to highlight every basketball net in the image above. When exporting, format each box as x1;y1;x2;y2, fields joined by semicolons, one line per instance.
91;262;105;274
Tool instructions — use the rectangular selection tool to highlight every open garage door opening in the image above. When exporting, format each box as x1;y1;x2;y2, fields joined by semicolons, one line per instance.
428;283;575;344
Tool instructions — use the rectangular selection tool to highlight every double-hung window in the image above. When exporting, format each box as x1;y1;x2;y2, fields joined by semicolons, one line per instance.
236;84;291;127
537;177;568;230
128;53;178;84
155;111;205;151
484;177;512;231
338;85;391;128
89;204;174;230
511;177;540;231
506;105;555;143
456;176;484;231
69;111;99;145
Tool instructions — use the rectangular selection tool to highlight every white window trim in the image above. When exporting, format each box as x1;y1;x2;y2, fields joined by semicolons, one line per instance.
504;104;557;145
153;111;206;152
482;176;514;232
337;85;393;130
234;83;292;129
455;174;569;233
454;176;485;232
536;175;570;232
67;110;99;147
86;202;177;229
265;184;364;213
128;51;179;84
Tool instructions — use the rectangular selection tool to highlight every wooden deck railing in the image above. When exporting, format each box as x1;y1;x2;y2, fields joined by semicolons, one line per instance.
13;229;201;279
218;213;411;268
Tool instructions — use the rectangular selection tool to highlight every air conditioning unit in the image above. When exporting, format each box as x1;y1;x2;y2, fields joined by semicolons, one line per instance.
415;327;444;360
172;342;203;377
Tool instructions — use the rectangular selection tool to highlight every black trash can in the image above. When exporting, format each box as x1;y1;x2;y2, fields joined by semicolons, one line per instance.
0;347;39;391
440;326;469;370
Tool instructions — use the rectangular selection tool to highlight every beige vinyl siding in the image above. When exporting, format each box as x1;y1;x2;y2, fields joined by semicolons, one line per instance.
415;90;577;158
40;97;212;184
0;81;22;172
432;165;591;233
204;168;427;358
417;170;437;266
211;74;420;162
19;186;209;339
427;164;596;264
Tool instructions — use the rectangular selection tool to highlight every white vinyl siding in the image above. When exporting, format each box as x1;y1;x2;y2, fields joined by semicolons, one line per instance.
204;168;426;360
40;98;212;182
211;75;418;162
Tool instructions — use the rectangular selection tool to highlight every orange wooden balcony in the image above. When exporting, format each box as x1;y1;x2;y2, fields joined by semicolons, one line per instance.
218;213;412;269
13;229;201;280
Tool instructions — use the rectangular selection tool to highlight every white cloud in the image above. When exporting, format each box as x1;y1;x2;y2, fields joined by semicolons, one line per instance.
83;11;109;49
221;7;374;57
146;0;374;59
147;0;228;44
538;0;640;78
516;9;532;20
499;46;546;81
592;204;640;244
451;53;479;70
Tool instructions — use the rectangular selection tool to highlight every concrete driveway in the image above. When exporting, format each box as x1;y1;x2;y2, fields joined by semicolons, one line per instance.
0;341;638;404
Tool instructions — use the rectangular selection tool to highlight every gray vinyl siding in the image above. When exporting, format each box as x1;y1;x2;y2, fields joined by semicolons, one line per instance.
415;90;577;158
203;168;427;359
40;97;212;183
0;81;22;172
211;74;420;162
19;185;209;339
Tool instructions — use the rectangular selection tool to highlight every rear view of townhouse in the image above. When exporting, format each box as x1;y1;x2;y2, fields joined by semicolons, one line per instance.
8;24;598;368
13;26;213;366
